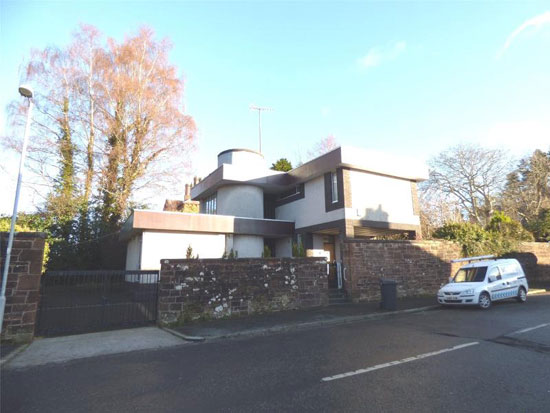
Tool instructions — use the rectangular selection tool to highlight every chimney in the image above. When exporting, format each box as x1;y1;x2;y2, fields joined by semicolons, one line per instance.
193;176;199;186
184;184;191;201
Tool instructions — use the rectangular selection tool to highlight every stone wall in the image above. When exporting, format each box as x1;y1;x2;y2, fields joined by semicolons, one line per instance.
505;242;550;285
158;257;328;325
342;240;462;302
0;232;46;343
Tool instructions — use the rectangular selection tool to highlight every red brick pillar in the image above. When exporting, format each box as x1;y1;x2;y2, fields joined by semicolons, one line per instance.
1;232;46;343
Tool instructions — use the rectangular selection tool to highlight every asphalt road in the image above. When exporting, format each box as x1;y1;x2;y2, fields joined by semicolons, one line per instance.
3;295;550;413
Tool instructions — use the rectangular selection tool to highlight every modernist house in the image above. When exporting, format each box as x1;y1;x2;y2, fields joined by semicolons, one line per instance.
121;146;428;282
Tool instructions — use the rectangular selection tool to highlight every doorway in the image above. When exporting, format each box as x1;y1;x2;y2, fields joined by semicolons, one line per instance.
323;241;338;289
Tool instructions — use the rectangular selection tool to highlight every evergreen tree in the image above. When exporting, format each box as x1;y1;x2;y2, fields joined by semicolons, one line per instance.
271;158;293;172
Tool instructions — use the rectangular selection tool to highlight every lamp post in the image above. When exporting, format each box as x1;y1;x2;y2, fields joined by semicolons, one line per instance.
0;85;34;334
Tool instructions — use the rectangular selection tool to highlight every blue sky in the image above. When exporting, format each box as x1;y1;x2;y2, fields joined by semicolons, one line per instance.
1;1;549;213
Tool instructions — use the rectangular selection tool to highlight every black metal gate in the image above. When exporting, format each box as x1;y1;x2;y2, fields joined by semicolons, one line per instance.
36;270;159;337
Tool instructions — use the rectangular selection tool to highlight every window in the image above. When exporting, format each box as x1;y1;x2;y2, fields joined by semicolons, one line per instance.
275;183;305;206
202;193;217;214
278;185;303;201
331;171;338;203
487;266;502;280
452;266;487;283
324;170;344;212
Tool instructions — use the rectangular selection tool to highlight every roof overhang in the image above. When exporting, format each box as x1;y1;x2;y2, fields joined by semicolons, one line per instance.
120;210;295;241
289;147;429;183
191;146;429;200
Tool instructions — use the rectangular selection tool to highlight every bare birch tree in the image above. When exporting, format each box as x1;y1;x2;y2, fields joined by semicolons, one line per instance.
2;24;196;268
425;144;510;226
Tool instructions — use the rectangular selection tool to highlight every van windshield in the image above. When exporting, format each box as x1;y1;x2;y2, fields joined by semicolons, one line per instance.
452;266;488;283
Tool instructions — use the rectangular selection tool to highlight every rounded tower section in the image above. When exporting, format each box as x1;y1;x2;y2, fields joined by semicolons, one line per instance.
216;149;266;219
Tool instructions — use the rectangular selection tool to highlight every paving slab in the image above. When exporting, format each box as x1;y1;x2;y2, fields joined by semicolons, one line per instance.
5;327;186;369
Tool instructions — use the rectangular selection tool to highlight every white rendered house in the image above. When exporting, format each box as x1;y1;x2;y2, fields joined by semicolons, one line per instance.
121;147;428;275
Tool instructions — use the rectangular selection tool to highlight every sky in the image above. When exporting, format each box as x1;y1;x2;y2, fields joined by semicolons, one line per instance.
1;0;549;214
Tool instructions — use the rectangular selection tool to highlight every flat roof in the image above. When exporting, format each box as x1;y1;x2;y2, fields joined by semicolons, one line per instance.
120;209;294;241
191;146;429;199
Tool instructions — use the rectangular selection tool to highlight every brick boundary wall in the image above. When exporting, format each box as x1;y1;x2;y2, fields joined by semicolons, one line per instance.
342;240;462;302
0;232;46;343
158;257;328;325
505;242;550;285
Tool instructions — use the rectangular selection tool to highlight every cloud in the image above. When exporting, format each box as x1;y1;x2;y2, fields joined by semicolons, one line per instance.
497;11;550;58
358;41;406;69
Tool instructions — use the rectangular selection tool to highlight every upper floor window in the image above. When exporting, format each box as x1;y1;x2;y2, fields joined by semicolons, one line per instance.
331;171;338;203
279;185;303;201
202;193;217;215
275;183;305;206
324;169;344;212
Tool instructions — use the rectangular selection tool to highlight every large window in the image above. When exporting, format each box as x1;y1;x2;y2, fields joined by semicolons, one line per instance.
331;171;338;203
202;193;217;214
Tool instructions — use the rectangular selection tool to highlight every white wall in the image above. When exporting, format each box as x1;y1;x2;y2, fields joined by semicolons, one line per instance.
217;185;264;218
232;235;264;257
346;170;419;225
275;176;345;229
125;235;142;270
312;234;324;249
218;150;266;169
275;237;292;257
139;231;226;270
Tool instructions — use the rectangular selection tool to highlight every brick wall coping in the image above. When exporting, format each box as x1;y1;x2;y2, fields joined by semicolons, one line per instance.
162;257;326;265
0;231;47;239
343;239;456;245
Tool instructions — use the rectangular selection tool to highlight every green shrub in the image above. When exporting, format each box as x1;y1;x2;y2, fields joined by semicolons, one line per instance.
433;213;535;257
262;245;272;258
486;211;534;241
528;209;550;242
292;240;305;257
222;249;238;259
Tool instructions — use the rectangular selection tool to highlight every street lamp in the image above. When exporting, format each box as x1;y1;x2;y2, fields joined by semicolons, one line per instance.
0;85;34;334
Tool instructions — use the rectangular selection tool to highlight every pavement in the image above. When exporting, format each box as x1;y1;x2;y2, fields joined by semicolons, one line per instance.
3;291;547;369
0;342;20;360
4;327;186;369
169;295;439;340
2;294;549;412
2;296;438;369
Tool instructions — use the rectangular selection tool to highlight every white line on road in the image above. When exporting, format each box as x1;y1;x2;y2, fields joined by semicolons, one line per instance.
509;323;550;336
321;342;479;382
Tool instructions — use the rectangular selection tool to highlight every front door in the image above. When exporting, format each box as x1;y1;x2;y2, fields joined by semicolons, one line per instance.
324;243;337;288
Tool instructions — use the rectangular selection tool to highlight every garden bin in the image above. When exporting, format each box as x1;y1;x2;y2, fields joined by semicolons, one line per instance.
380;279;397;310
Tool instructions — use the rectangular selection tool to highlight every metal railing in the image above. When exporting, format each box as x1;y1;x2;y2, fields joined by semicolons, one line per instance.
36;270;159;337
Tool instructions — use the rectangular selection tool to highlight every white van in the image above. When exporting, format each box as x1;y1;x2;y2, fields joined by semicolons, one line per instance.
437;257;528;309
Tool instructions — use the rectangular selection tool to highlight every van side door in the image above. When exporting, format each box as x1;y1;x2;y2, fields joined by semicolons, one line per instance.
486;266;506;301
501;263;521;297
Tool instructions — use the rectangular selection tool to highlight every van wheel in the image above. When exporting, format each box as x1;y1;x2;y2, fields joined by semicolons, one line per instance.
479;292;491;309
517;287;527;303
